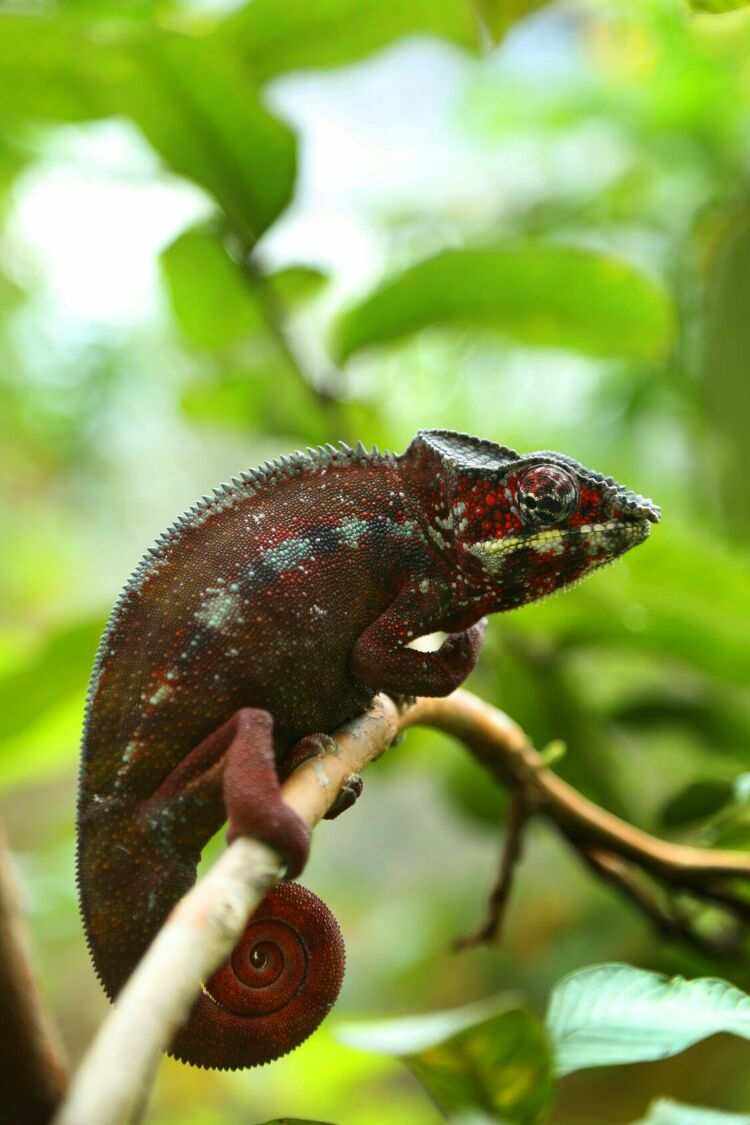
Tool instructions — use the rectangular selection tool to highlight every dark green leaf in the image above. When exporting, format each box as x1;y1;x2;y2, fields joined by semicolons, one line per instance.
0;618;104;741
0;16;296;242
547;963;750;1076
259;1120;337;1124
513;527;750;685
338;997;554;1124
633;1099;750;1124
161;224;264;350
473;0;554;43
118;33;296;244
215;0;480;84
658;779;734;829
333;245;675;363
689;0;750;11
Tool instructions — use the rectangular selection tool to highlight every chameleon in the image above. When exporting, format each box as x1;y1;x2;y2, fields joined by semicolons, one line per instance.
77;429;659;1070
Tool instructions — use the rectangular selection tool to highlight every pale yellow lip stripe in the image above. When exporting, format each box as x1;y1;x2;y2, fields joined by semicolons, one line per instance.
468;518;651;566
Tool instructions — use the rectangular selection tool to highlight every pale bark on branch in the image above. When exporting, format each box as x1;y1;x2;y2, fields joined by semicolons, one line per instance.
54;690;750;1125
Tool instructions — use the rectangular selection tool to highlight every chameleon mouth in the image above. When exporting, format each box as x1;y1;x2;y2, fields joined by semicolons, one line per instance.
468;517;653;569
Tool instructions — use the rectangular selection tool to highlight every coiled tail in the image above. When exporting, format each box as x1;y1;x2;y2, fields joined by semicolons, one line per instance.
171;882;345;1069
77;801;345;1069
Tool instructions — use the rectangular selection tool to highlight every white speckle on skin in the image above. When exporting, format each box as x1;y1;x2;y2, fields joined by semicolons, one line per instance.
195;589;241;631
149;683;173;707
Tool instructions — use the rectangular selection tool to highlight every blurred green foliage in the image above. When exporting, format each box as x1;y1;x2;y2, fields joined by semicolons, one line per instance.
3;0;750;1121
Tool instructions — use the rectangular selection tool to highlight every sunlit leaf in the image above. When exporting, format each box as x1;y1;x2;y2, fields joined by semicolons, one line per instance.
632;1099;750;1124
472;0;553;44
118;32;296;244
338;997;554;1124
337;995;516;1054
0;14;120;123
0;693;84;790
333;245;675;363
161;223;264;350
215;0;480;84
267;265;329;305
0;618;103;742
0;16;296;242
547;963;750;1076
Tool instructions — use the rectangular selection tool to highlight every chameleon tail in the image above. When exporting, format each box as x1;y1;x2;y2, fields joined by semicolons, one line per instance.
171;882;345;1069
78;800;345;1068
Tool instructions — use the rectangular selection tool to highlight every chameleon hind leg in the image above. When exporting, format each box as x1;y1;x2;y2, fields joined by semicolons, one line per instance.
144;707;311;879
136;708;346;1068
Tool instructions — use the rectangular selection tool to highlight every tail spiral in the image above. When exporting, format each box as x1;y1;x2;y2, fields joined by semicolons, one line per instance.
170;882;345;1068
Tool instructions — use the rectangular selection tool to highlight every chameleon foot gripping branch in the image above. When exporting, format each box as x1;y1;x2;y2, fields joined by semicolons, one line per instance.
77;430;659;1069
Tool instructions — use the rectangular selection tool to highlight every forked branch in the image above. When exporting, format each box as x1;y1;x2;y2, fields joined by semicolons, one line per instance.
55;689;750;1125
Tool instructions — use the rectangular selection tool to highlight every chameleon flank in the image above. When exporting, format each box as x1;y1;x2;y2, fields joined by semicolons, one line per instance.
77;430;659;1069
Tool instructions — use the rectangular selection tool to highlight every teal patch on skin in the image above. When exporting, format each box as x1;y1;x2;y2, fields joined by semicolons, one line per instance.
195;589;241;630
261;538;314;572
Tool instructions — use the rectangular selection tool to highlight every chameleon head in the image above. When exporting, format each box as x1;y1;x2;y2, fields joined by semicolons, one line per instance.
404;430;660;612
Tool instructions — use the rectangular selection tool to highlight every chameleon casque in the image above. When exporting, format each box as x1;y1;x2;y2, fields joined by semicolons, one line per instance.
77;429;659;1070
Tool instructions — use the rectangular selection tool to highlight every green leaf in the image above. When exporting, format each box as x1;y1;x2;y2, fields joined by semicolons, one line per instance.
161;224;264;350
118;33;296;244
333;245;675;364
472;0;553;44
658;779;734;829
633;1100;750;1125
547;963;750;1077
689;0;750;11
337;996;554;1124
0;16;296;242
0;14;121;123
215;0;480;84
513;526;750;686
0;618;103;742
180;367;329;443
266;265;329;306
259;1120;337;1124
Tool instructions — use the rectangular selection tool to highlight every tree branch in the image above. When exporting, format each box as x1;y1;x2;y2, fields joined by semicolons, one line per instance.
56;689;750;1125
0;823;68;1124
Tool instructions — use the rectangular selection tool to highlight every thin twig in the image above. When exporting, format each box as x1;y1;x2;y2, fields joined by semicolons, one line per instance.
454;789;528;950
237;249;345;418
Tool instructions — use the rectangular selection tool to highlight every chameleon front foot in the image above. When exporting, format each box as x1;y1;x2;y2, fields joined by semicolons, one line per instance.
281;733;365;821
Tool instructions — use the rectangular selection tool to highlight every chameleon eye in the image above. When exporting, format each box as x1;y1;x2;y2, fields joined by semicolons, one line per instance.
517;465;578;528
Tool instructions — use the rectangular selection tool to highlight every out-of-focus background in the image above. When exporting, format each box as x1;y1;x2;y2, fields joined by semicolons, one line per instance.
2;0;750;1121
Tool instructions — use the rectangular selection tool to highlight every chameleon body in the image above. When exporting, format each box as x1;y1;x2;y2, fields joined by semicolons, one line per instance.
77;430;659;1069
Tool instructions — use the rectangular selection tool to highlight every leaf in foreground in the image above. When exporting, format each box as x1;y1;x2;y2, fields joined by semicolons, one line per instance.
259;1119;337;1124
215;0;480;84
333;244;674;363
547;963;750;1076
632;1099;750;1124
337;996;554;1123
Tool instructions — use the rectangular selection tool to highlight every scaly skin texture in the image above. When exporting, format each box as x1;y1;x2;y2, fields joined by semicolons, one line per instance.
77;430;660;1069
